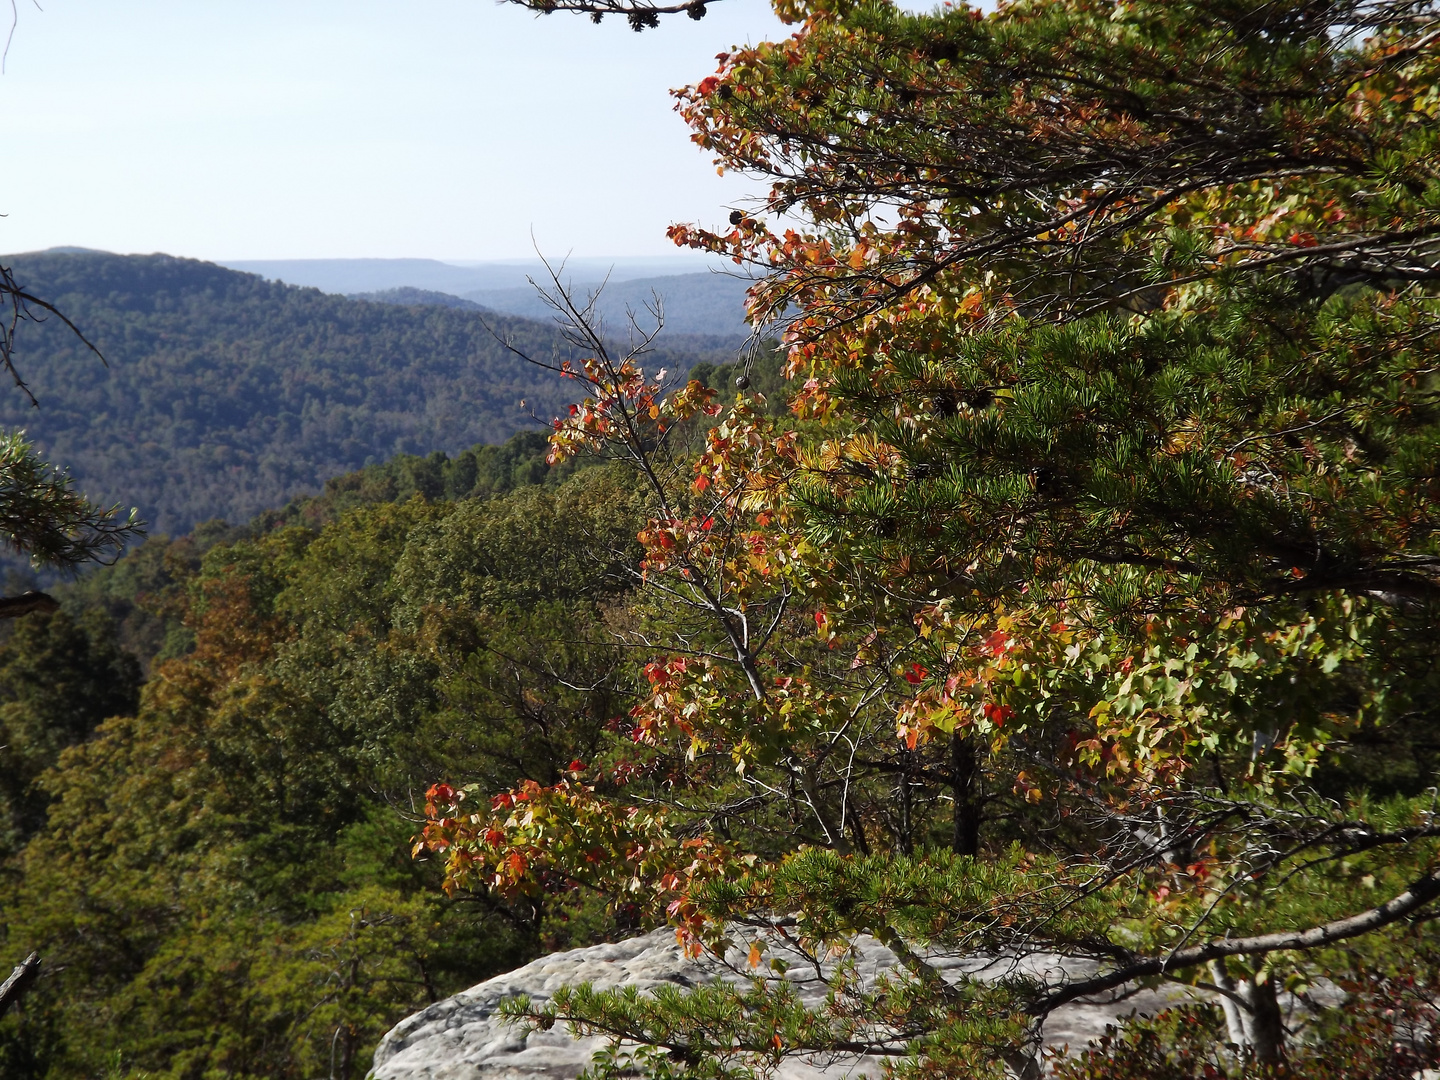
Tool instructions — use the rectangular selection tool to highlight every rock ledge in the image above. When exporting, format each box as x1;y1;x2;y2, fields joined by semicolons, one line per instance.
372;929;1187;1080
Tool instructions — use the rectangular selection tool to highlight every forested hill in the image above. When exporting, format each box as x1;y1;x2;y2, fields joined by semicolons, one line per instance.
0;251;733;536
462;272;754;337
348;286;489;310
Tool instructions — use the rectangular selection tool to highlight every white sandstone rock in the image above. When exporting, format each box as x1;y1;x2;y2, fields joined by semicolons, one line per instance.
371;928;1191;1080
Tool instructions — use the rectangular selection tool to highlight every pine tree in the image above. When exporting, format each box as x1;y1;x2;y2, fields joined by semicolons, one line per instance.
421;1;1440;1075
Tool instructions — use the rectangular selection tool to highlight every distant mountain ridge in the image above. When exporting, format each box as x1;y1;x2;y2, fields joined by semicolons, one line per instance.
220;256;755;337
0;251;737;538
347;284;752;356
349;287;489;311
220;255;721;296
463;272;754;337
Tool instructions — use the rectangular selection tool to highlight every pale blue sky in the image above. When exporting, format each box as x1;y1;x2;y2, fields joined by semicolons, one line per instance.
0;0;792;261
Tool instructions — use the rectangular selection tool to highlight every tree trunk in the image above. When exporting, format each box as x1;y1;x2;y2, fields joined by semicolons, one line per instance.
1241;973;1285;1068
896;758;914;854
844;799;870;855
950;734;981;856
1209;961;1285;1066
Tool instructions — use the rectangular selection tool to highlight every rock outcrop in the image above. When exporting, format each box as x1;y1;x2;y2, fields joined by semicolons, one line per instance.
372;929;1191;1080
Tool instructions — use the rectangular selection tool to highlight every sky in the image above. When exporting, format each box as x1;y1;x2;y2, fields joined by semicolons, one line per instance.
0;0;792;261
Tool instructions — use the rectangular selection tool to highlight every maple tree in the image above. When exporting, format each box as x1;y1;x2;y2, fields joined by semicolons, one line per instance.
419;0;1440;1076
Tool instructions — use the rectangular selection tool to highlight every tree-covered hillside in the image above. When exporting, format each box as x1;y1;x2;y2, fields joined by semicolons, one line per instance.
0;453;648;1078
0;346;782;1078
0;251;736;536
55;429;594;671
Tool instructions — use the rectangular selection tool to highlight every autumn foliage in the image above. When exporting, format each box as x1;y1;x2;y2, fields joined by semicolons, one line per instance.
418;0;1440;1076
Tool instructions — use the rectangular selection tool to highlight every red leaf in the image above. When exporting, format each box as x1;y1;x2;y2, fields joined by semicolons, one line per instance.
983;702;1015;726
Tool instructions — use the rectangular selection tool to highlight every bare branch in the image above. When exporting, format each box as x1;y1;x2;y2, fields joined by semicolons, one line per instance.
0;952;41;1018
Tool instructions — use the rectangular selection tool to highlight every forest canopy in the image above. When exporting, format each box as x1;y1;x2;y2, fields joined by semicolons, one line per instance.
0;428;655;1078
0;251;730;537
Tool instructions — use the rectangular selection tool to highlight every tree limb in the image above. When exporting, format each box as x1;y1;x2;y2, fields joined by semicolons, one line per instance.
0;591;59;619
1032;865;1440;1016
0;952;41;1018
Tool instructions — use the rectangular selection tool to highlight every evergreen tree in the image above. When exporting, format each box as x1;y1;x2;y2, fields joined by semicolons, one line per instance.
420;1;1440;1075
